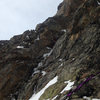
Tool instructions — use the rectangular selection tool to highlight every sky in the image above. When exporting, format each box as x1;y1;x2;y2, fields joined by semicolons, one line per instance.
0;0;63;40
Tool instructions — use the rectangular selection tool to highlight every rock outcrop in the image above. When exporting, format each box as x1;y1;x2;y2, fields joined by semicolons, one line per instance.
0;0;100;100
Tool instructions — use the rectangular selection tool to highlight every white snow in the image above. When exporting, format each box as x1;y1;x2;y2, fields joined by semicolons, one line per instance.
60;80;74;93
29;76;58;100
97;1;100;5
58;63;63;68
83;96;100;100
16;46;24;49
61;29;67;33
83;96;91;100
42;71;46;76
59;59;63;62
33;70;40;74
52;95;58;100
35;35;40;41
43;49;53;58
26;35;29;39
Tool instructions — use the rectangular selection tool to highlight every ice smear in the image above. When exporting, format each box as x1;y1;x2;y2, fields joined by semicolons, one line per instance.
29;76;58;100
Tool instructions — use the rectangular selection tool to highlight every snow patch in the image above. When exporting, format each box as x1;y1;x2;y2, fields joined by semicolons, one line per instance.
59;59;63;62
83;96;90;100
61;29;67;33
72;57;75;61
16;46;24;49
32;70;40;76
42;71;46;76
83;96;100;100
11;98;16;100
97;1;100;5
43;49;53;58
38;62;43;67
58;63;63;68
61;80;74;93
35;35;40;41
52;95;58;100
29;76;58;100
46;47;51;50
26;35;29;39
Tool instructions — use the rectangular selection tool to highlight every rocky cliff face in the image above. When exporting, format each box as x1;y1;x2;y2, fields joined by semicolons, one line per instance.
0;0;100;100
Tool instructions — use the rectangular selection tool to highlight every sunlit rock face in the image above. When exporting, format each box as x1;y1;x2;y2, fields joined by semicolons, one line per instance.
56;0;85;16
0;0;100;100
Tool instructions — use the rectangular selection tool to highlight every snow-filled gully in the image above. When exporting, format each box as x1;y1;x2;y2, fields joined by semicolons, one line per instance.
29;76;58;100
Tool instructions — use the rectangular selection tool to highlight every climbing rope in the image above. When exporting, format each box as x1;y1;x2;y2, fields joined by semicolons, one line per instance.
66;72;100;98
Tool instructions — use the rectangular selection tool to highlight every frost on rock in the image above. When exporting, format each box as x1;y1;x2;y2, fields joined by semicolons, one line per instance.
16;46;24;49
43;49;53;59
29;76;58;100
60;80;74;93
38;62;43;68
26;35;30;39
